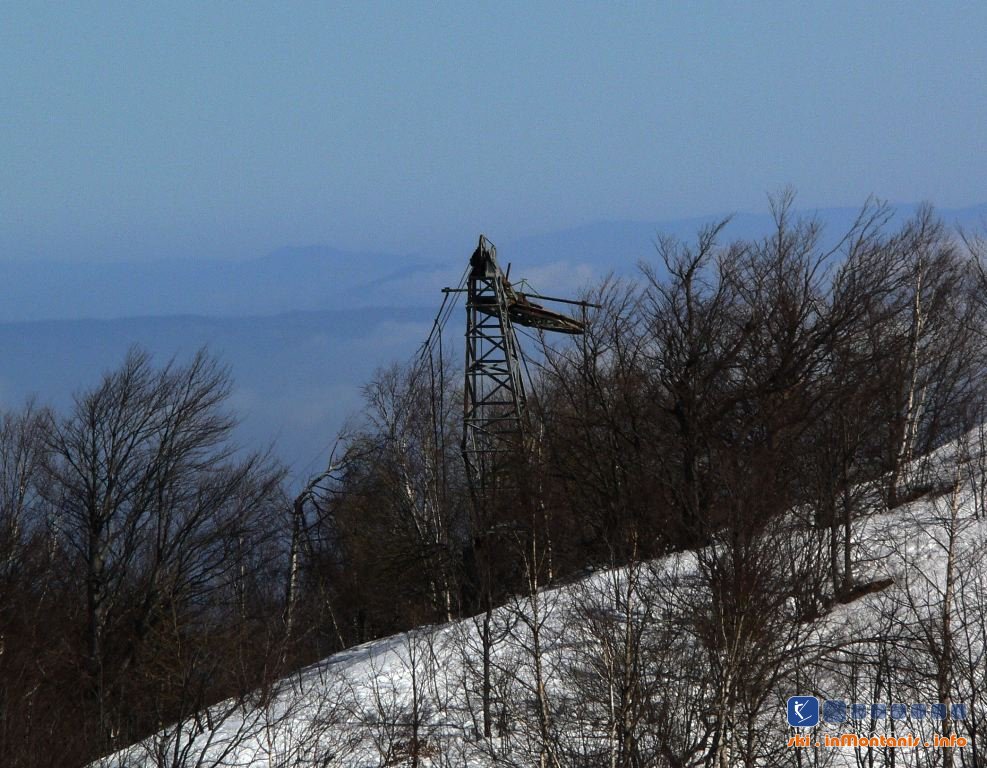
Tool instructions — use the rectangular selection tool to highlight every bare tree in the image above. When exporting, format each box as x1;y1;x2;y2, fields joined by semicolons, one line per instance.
43;347;285;757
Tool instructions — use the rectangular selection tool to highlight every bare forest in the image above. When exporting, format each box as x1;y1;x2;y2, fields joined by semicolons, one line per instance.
5;197;987;767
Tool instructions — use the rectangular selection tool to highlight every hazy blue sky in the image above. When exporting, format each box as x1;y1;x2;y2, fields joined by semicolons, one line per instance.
3;2;986;263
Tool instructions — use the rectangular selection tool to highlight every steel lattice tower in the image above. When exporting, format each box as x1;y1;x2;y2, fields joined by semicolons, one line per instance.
461;236;528;499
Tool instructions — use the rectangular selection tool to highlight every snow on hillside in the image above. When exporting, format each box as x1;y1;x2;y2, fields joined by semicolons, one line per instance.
95;433;987;768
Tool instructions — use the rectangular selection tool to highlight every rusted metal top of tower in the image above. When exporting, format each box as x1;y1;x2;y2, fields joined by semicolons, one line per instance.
468;235;586;335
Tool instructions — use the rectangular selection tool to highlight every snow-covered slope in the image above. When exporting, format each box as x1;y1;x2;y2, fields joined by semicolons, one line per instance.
96;434;987;768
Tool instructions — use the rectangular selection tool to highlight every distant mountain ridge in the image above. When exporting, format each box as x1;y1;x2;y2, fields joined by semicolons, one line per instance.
506;202;987;272
3;203;984;323
0;246;444;323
